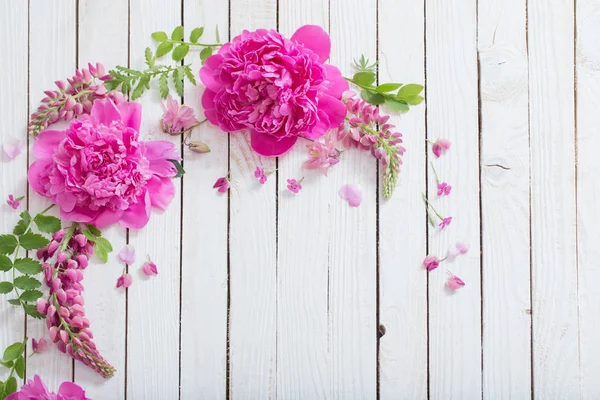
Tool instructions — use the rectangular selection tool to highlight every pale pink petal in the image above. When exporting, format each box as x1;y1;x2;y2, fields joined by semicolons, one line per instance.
339;184;362;207
3;138;22;159
146;175;176;210
291;25;331;62
324;65;349;99
118;244;136;265
447;274;465;290
119;192;151;230
57;381;88;398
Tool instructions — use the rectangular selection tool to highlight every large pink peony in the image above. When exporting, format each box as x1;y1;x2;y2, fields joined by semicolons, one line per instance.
6;375;90;400
28;99;180;230
200;25;349;156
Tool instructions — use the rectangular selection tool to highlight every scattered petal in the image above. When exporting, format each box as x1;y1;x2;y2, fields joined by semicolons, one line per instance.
213;176;230;193
423;256;440;271
339;184;362;207
6;194;21;210
254;166;267;184
437;182;452;196
32;338;48;354
142;260;158;276
3;139;22;159
118;245;135;265
116;273;133;289
287;178;303;194
431;138;451;158
447;274;465;290
447;241;470;262
439;217;452;229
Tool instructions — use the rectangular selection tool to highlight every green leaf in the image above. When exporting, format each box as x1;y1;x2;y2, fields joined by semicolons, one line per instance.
144;47;155;68
173;68;184;97
397;84;424;100
13;258;42;275
172;44;190;62
14;356;24;379
353;71;376;86
33;214;61;234
4;376;17;396
13;220;27;236
132;75;150;100
151;31;168;42
168;159;185;178
159;73;169;99
3;342;24;362
385;98;410;112
87;225;102;236
0;360;13;368
82;229;96;241
0;255;12;272
200;47;213;64
171;25;184;42
20;211;31;226
19;290;43;302
13;276;41;290
0;381;4;398
95;237;113;253
95;245;108;263
24;304;45;319
406;94;424;106
0;235;18;255
215;25;221;44
184;66;197;85
0;282;13;294
190;27;204;43
95;236;114;263
360;89;385;105
376;83;402;93
156;41;174;58
18;233;49;250
7;299;21;306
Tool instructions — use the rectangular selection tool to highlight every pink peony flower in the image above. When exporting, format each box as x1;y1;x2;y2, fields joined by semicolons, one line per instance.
118;244;135;265
339;184;362;207
303;132;340;176
28;99;180;230
287;178;303;194
423;256;440;271
32;338;48;354
447;274;465;290
213;176;230;193
431;138;451;158
200;25;349;156
142;260;158;276
116;273;132;289
7;194;21;210
160;95;199;134
6;375;90;400
254;166;267;184
439;217;452;229
437;182;451;196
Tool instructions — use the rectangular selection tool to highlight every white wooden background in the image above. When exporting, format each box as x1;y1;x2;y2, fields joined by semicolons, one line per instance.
0;0;598;399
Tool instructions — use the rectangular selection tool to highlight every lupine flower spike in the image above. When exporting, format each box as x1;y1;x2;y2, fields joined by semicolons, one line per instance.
422;193;452;229
287;178;304;194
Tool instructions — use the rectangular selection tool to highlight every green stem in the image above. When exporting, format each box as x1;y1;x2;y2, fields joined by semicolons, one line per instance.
430;161;440;185
421;192;444;220
166;39;221;47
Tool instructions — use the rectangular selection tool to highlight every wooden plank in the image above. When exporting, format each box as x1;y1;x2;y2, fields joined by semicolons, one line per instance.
528;0;579;397
27;0;76;387
127;0;182;398
227;0;278;398
73;1;128;397
0;0;28;387
329;0;378;397
276;1;331;398
378;0;428;397
576;0;600;397
180;0;229;398
425;0;482;398
478;0;532;397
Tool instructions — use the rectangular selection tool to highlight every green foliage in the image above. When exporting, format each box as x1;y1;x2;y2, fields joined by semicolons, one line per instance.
13;276;41;290
190;27;204;43
0;256;11;272
18;233;49;250
0;339;26;399
200;46;213;63
13;258;42;275
105;64;196;100
0;282;13;294
169;159;186;178
0;235;18;255
83;228;112;264
33;214;61;234
353;54;378;73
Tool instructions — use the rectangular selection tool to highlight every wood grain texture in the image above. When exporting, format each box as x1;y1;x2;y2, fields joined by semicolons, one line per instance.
378;0;428;397
425;0;482;398
0;0;28;386
576;0;600;397
478;0;532;397
528;0;579;397
276;1;331;399
180;0;229;398
27;0;76;387
74;1;128;397
127;0;182;398
329;0;378;397
228;0;278;398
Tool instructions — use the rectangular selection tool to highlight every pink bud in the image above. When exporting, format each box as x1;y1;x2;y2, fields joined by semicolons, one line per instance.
64;97;76;111
49;326;59;342
47;305;56;319
87;62;97;75
74;255;88;269
57;341;67;354
55;80;67;91
59;306;70;319
116;273;133;289
60;329;70;344
447;274;465;290
55;289;67;304
73;295;84;306
74;103;84;115
142;261;158;276
57;252;67;263
96;63;106;76
66;343;75;357
74;234;87;247
36;298;48;314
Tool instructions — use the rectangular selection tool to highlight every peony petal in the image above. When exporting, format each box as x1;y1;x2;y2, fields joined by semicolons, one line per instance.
33;130;64;159
250;131;298;156
90;99;122;126
324;65;349;99
199;54;224;92
116;101;142;132
119;192;151;230
27;159;53;195
146;175;176;210
149;159;178;177
320;94;347;129
291;25;331;62
118;244;136;265
91;209;124;228
201;90;219;125
55;192;77;212
339;184;362;207
60;205;98;223
57;381;87;397
143;140;180;161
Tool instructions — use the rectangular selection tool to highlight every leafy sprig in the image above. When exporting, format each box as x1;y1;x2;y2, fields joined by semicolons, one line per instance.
0;338;26;399
345;55;424;112
151;25;222;64
81;225;112;263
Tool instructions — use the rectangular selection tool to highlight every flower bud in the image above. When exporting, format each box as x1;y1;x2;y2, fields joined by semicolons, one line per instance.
188;141;211;154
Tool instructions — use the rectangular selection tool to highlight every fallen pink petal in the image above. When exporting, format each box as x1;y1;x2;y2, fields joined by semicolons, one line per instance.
431;138;451;158
142;260;158;276
339;184;362;207
3;138;22;159
287;178;303;194
439;216;452;229
447;241;470;261
116;273;133;289
423;256;440;271
32;337;48;354
6;194;22;210
447;274;465;290
118;244;136;265
254;166;267;184
213;176;231;193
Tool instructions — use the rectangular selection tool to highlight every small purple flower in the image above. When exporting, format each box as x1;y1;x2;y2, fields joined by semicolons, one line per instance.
437;182;452;196
6;194;21;210
439;217;452;229
254;166;267;184
287;178;304;194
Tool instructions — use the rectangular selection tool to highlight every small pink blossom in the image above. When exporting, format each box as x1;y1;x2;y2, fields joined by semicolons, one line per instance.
118;245;135;265
431;138;451;158
254;166;267;184
439;217;452;229
303;133;340;176
7;194;22;210
423;256;440;271
213;176;230;193
447;241;469;262
287;178;303;194
6;375;90;400
447;274;465;290
116;273;132;289
160;95;199;134
142;260;158;276
437;182;452;196
339;184;362;207
31;337;48;354
3;139;22;159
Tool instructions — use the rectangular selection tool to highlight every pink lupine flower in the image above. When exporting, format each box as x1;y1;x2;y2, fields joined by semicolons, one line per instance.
213;176;230;193
6;194;22;210
3;139;22;159
447;274;465;290
423;256;440;271
142;260;158;276
6;375;90;400
28;99;180;230
437;182;452;196
254;166;267;184
118;244;135;265
200;25;348;156
439;217;452;229
431;138;451;158
116;273;133;289
447;241;469;262
160;95;199;134
303;133;340;176
339;184;362;207
31;338;48;354
287;178;303;194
